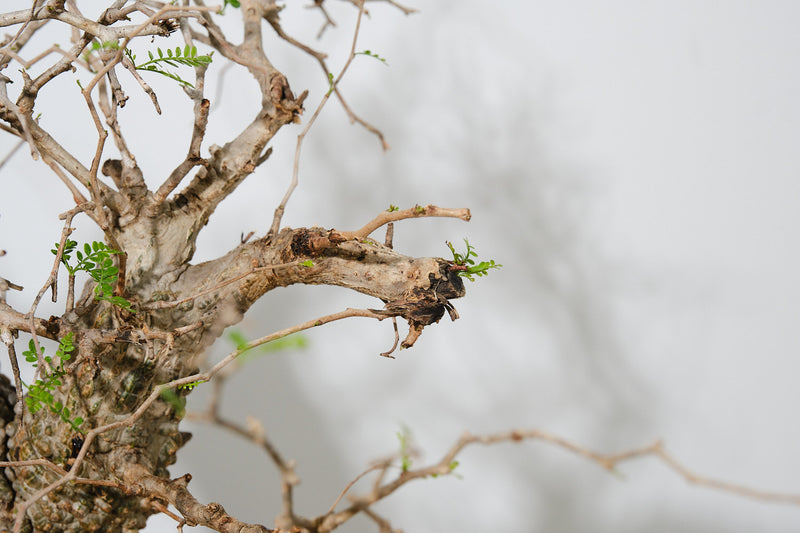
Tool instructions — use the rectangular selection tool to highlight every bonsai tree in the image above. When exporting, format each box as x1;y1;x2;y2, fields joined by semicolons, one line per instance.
0;1;492;531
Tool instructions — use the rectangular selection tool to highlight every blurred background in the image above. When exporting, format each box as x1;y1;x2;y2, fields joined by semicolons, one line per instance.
1;1;800;531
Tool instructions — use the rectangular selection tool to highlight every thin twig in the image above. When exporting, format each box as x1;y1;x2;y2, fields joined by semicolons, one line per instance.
120;55;162;113
339;205;472;240
40;152;88;205
0;138;23;172
0;327;24;429
316;430;800;532
379;318;399;358
265;6;388;150
154;97;210;202
27;210;79;377
267;0;368;238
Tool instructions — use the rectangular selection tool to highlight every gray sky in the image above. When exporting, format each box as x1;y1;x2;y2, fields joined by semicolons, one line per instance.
1;1;800;532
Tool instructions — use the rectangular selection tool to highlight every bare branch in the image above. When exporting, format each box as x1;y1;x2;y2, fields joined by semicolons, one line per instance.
120;55;162;113
40;152;88;205
187;412;306;530
0;326;24;429
27;209;80;376
154;98;210;202
0;74;38;160
124;468;273;533
379;318;399;358
0;2;47;67
0;304;57;341
267;0;368;238
338;0;418;15
339;204;472;240
318;430;800;532
264;8;389;150
172;1;302;227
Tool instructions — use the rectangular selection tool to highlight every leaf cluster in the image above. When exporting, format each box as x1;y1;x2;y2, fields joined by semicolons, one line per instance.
52;240;133;311
22;333;85;433
446;239;502;282
125;45;213;88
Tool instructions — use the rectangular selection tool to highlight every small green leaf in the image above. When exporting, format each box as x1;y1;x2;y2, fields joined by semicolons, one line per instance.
227;329;250;352
356;49;389;65
160;388;186;418
397;426;413;472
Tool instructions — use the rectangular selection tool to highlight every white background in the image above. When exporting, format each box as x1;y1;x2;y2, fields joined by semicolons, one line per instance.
1;1;799;532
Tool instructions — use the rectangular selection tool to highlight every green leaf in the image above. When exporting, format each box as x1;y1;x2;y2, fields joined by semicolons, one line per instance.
23;339;39;363
227;329;250;352
160;388;186;418
177;379;207;391
397;426;413;472
260;334;308;353
356;49;389;65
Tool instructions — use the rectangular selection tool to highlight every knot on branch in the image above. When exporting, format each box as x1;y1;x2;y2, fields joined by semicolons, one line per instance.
383;264;464;348
282;227;466;348
269;74;304;122
290;228;346;256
